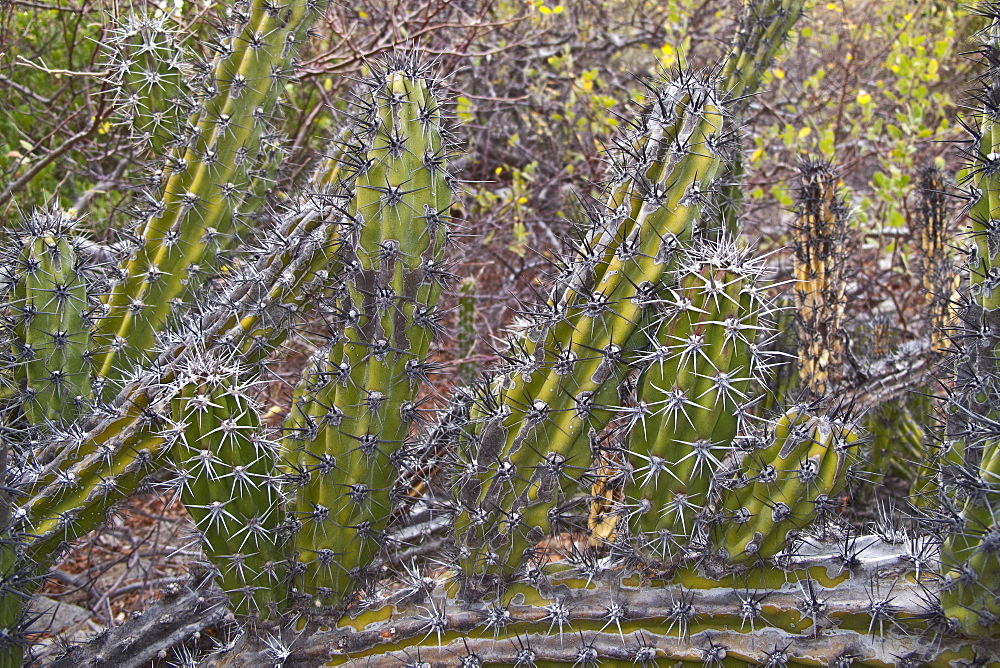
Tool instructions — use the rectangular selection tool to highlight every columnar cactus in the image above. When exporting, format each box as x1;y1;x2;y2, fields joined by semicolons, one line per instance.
793;159;850;398
711;0;806;239
916;165;955;353
284;59;454;609
938;11;1000;639
104;13;197;157
5;210;92;425
167;354;284;619
619;239;772;562
454;70;729;598
91;0;329;389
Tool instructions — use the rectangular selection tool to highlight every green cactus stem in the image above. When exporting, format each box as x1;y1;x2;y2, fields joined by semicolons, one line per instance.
939;10;1000;639
616;239;771;562
104;12;196;157
454;71;729;597
709;0;806;240
285;60;453;609
7;210;92;425
715;406;861;564
168;355;284;619
939;436;1000;638
91;0;329;388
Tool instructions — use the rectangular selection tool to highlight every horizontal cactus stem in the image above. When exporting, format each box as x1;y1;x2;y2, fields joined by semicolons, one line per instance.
316;538;978;664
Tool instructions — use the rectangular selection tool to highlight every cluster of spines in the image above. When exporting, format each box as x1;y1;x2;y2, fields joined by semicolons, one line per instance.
452;69;731;598
282;58;455;609
103;12;199;157
612;238;773;562
713;406;862;564
792;159;851;399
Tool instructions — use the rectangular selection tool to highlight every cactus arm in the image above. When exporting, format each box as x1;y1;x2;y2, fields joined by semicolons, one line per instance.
8;211;92;425
288;63;453;608
92;0;329;385
717;409;861;564
454;75;729;594
708;0;806;240
622;241;769;558
168;358;284;619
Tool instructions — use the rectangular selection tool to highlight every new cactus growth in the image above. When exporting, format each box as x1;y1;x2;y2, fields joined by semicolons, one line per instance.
711;0;806;239
715;406;861;564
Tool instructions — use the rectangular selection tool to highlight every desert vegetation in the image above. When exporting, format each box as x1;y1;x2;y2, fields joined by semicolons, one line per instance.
0;0;998;665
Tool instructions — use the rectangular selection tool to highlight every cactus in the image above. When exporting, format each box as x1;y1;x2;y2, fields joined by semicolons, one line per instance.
916;165;956;353
5;210;92;425
715;406;862;564
5;0;1000;664
710;0;806;240
90;0;330;389
454;69;729;598
167;354;284;619
104;13;197;158
793;159;851;399
937;9;1000;639
456;275;480;386
617;238;772;562
284;59;454;609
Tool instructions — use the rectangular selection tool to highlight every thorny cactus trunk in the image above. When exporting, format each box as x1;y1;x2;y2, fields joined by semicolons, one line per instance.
4;0;1000;665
